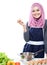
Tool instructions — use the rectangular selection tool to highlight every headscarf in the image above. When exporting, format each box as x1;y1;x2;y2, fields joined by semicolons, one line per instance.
28;3;45;28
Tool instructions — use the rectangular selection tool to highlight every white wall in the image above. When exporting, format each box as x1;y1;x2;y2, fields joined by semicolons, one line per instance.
0;0;47;60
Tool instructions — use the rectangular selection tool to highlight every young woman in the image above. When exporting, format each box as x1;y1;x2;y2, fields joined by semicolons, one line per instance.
17;3;46;58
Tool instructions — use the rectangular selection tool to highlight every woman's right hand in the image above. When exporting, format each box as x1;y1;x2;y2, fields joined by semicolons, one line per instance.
17;19;27;32
17;19;25;27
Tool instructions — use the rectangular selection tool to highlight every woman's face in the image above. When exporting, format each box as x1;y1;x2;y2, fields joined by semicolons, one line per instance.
32;6;41;19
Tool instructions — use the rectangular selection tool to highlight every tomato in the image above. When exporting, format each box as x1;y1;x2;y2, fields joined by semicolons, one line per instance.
15;62;20;65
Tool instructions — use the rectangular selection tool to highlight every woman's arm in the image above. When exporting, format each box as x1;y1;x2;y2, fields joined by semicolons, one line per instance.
17;20;30;42
44;20;47;57
23;23;30;42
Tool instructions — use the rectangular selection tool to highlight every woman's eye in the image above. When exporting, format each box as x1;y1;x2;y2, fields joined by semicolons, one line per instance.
32;10;35;12
37;9;39;11
32;9;40;12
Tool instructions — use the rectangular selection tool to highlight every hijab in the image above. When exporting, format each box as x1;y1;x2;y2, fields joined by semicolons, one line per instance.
28;3;45;28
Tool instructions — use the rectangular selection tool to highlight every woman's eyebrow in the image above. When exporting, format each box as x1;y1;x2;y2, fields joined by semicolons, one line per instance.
36;9;39;11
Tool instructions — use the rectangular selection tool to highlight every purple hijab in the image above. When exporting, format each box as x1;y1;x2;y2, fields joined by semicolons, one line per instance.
28;3;45;28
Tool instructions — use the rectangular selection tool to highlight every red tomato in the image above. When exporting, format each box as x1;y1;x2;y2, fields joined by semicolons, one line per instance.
15;62;20;65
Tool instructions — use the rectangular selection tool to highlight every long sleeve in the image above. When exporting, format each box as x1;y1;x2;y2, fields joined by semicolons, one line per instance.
23;23;30;42
44;20;47;53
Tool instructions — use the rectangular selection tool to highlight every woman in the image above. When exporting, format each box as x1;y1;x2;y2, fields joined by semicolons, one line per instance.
17;3;46;58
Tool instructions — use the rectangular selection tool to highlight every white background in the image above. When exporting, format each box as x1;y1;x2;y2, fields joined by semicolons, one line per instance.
0;0;47;60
